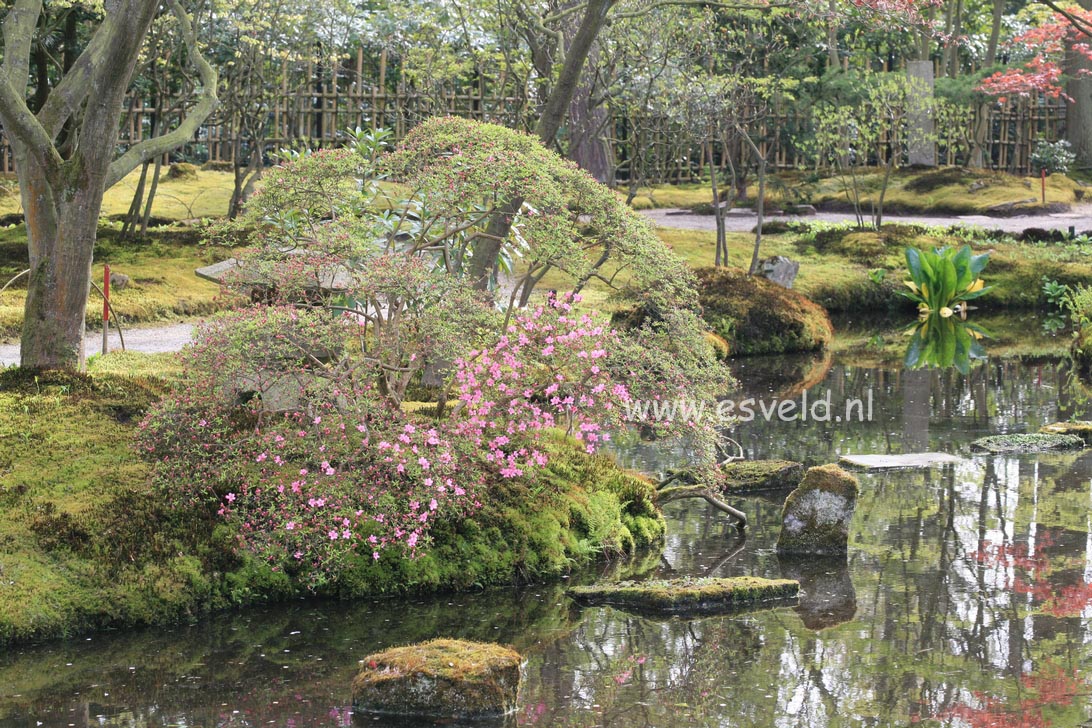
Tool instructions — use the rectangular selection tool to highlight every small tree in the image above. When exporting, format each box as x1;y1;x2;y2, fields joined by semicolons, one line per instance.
0;1;218;369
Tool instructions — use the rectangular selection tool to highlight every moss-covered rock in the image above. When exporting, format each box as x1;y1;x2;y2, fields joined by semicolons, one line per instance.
706;459;804;494
776;464;859;557
166;162;199;180
1040;421;1092;445
970;433;1086;454
696;266;833;357
568;576;799;616
352;639;522;719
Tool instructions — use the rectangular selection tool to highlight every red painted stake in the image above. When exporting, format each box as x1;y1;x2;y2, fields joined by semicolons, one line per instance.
1042;168;1047;205
102;263;110;355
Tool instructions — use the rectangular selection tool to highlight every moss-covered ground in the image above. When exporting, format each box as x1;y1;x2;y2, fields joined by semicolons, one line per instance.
0;366;663;645
0;223;235;341
627;167;1085;216
656;224;1092;313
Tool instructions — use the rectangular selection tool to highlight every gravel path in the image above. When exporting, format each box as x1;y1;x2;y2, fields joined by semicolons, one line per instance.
0;322;195;367
639;204;1092;234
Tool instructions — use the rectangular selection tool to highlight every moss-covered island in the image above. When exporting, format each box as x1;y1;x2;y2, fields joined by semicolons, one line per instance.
568;576;800;616
352;639;523;719
0;366;664;645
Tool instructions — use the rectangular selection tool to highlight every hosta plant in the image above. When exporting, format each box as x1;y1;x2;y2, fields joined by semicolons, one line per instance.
899;245;991;318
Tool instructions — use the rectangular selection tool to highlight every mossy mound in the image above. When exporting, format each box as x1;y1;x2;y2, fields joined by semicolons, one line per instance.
696;266;833;356
776;464;859;557
166;162;199;181
707;459;804;494
1040;421;1092;445
352;639;522;719
970;433;1086;454
568;576;799;616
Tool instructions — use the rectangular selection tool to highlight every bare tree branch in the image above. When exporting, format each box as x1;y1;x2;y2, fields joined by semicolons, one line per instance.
105;0;220;188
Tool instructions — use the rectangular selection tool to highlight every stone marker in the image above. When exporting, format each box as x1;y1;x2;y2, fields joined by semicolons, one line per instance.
108;272;130;291
906;60;936;167
758;256;800;289
568;576;799;617
970;433;1086;454
839;452;962;470
1039;421;1092;445
777;464;859;556
352;639;522;720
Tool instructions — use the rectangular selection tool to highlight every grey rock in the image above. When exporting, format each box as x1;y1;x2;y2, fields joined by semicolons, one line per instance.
777;464;859;557
758;256;800;289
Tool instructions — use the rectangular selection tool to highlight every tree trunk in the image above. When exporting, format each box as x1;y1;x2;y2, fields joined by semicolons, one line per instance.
18;167;102;368
568;85;613;183
469;0;613;289
1067;0;1092;168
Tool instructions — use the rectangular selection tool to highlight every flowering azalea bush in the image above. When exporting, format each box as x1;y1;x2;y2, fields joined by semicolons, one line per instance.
139;306;487;586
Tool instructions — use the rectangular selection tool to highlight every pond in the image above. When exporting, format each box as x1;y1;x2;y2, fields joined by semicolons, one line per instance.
5;352;1092;727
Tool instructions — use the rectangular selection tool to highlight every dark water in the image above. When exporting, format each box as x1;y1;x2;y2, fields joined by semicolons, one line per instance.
6;355;1092;727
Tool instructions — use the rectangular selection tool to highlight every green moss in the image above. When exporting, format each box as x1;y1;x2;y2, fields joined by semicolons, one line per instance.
352;639;522;719
0;372;288;644
568;576;799;616
0;224;234;340
709;460;805;494
970;433;1086;454
696;266;833;356
335;432;664;597
776;464;859;557
1039;422;1092;445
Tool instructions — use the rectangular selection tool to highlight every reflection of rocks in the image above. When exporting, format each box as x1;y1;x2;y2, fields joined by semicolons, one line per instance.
776;464;858;556
352;639;522;720
779;556;857;630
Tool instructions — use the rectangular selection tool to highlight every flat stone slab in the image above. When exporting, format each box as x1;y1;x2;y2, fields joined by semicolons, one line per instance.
196;255;352;291
971;433;1086;454
352;639;521;720
568;576;799;617
839;452;963;470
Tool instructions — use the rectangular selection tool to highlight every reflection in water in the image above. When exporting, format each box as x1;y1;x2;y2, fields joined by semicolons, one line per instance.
904;314;989;374
5;358;1092;726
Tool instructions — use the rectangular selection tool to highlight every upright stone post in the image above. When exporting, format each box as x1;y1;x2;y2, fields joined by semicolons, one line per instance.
906;60;936;167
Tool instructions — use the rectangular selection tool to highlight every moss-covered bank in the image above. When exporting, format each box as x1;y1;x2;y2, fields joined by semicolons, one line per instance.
695;267;833;356
0;367;664;645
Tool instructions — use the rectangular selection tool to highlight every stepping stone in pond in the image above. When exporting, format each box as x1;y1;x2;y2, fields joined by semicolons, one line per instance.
568;576;799;617
1039;421;1092;445
352;639;522;720
970;433;1086;454
839;453;963;470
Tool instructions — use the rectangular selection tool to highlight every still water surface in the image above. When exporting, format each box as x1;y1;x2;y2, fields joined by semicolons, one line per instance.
5;355;1092;727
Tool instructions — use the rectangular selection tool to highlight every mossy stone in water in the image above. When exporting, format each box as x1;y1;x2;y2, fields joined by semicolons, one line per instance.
776;464;859;557
568;576;799;617
352;639;522;719
1039;422;1092;446
711;459;804;494
970;433;1085;454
